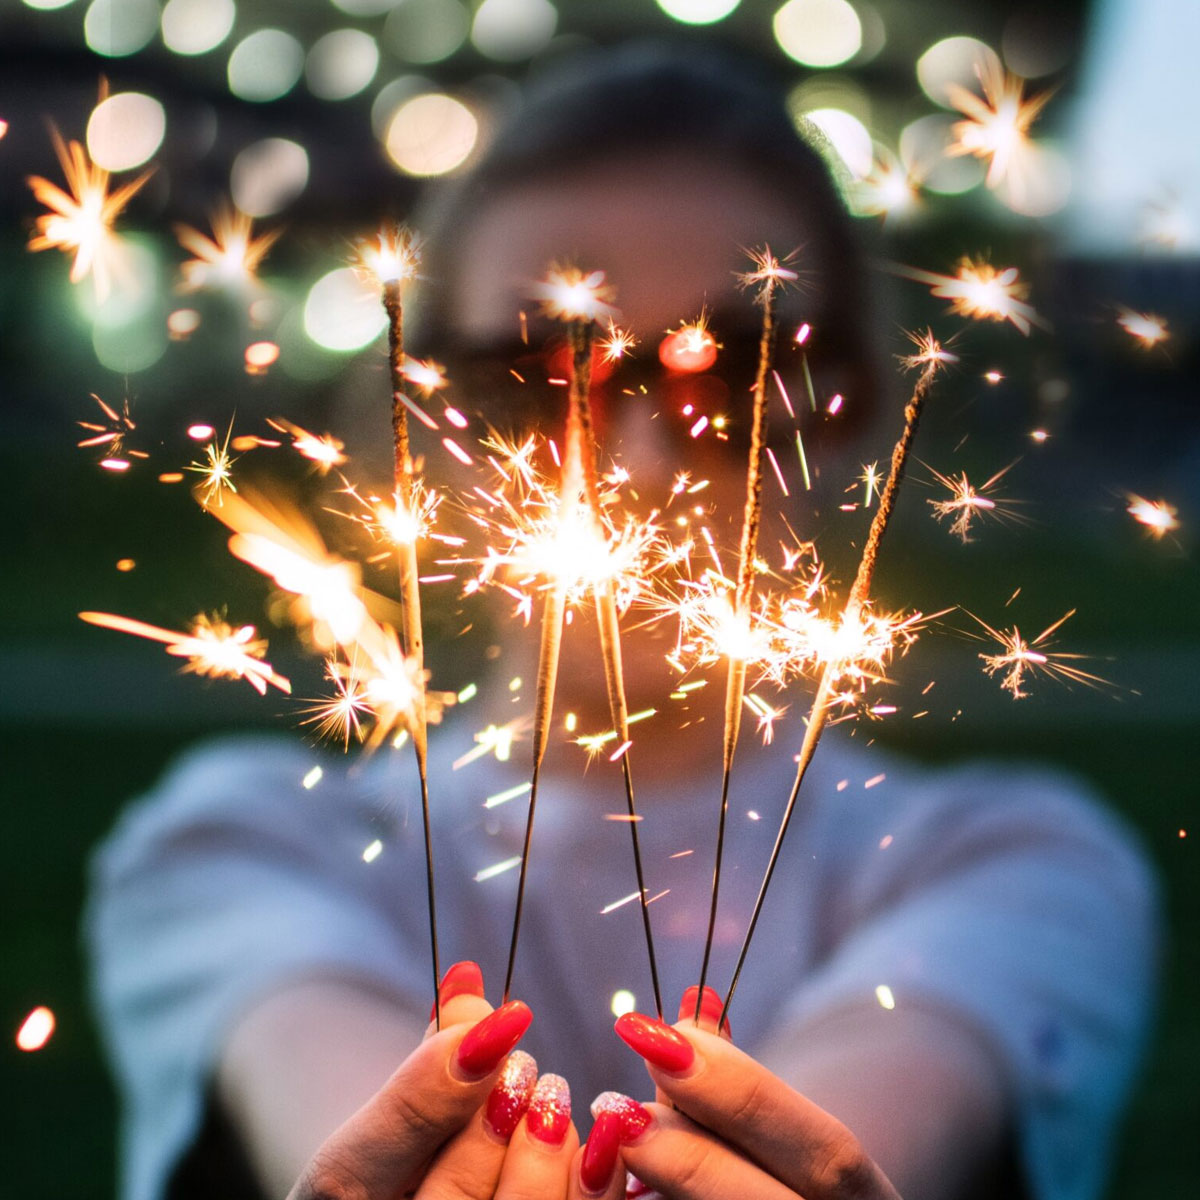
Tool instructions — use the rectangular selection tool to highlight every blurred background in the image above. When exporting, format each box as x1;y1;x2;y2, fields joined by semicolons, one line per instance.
1;0;1196;1195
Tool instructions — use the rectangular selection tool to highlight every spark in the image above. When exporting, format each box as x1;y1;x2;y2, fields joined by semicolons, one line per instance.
972;609;1109;699
475;856;523;883
1117;308;1169;349
26;122;150;300
860;462;883;507
853;146;921;219
927;461;1021;542
175;203;280;293
188;426;238;508
362;839;384;863
79;610;291;695
302;766;323;789
267;417;346;472
300;663;371;749
483;781;532;809
946;60;1053;193
531;265;616;322
402;356;449;394
901;260;1041;335
661;312;720;373
875;985;896;1010
77;393;143;461
736;246;798;297
452;718;527;769
1126;494;1180;539
600;318;638;362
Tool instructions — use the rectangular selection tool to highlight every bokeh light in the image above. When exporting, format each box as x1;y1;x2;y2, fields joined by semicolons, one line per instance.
371;76;433;139
384;93;478;176
306;29;380;101
803;107;873;179
383;0;470;66
916;36;1001;108
227;29;304;103
610;988;637;1017
995;141;1072;217
331;0;396;13
161;0;236;57
655;0;741;24
231;138;309;217
84;0;159;57
773;0;862;68
899;114;985;195
23;0;77;10
471;0;558;62
86;92;165;171
304;267;387;352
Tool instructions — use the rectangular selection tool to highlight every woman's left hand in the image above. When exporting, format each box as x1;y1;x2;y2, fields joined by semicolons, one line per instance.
597;1007;902;1200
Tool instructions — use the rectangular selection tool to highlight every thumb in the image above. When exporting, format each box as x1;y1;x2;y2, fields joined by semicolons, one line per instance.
289;999;533;1199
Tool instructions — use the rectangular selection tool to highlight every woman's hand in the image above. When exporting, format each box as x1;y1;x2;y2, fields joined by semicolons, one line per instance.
571;989;900;1200
288;961;557;1200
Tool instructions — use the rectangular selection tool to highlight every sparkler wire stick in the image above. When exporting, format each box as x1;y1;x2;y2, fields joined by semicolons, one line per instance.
695;261;781;1022
379;254;442;1028
720;353;942;1028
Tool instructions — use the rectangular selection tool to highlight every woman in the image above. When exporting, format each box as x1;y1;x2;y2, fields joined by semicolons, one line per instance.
87;44;1157;1200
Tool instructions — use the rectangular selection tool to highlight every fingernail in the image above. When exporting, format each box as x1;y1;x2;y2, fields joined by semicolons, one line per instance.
678;985;732;1036
455;1000;533;1078
591;1091;652;1142
526;1072;572;1147
580;1111;622;1194
430;960;485;1021
614;1012;695;1073
484;1049;538;1139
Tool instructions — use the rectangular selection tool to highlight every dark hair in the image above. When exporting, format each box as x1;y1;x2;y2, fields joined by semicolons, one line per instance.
412;40;881;418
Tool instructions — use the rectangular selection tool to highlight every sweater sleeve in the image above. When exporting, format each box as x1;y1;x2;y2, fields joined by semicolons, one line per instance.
83;735;433;1200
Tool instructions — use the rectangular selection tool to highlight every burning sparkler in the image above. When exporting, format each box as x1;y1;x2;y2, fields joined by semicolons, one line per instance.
695;247;794;1021
721;334;950;1026
79;611;291;695
359;223;442;1023
175;203;281;293
27;124;151;301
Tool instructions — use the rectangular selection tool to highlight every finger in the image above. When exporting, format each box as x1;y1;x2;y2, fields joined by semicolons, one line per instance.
614;1015;899;1200
495;1074;579;1200
654;986;732;1108
415;1050;540;1200
425;961;492;1039
568;1102;639;1200
288;999;533;1200
616;1103;799;1200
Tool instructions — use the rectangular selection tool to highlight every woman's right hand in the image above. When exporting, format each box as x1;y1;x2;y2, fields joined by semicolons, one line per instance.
288;961;577;1200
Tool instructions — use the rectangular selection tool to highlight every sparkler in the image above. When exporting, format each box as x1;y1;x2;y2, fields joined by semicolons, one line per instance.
721;335;948;1026
503;267;662;1017
79;611;291;695
175;203;281;293
359;224;442;1025
26;125;151;301
695;247;794;1022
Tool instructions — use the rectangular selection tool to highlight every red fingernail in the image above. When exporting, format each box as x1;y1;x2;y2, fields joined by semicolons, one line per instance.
526;1072;572;1146
591;1091;652;1141
484;1049;537;1139
430;960;485;1020
580;1111;622;1194
678;985;732;1037
614;1012;695;1073
456;1000;532;1078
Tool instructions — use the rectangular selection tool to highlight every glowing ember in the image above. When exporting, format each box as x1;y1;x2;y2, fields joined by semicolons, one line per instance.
16;1006;56;1052
245;341;280;374
1126;494;1180;539
660;314;719;373
402;356;449;394
1116;308;1169;349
